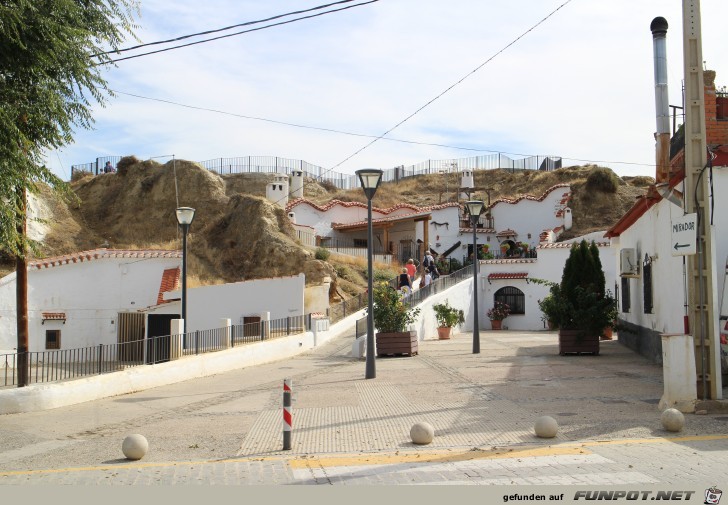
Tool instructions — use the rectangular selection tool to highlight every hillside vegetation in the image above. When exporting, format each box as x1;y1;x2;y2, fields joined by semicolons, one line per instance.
0;158;653;300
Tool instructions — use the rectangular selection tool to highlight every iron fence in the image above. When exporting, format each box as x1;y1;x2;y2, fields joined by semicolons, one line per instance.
1;314;313;388
70;153;562;184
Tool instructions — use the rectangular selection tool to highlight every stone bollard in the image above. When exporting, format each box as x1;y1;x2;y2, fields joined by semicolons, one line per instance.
410;422;434;445
122;434;149;460
534;416;558;438
661;408;685;432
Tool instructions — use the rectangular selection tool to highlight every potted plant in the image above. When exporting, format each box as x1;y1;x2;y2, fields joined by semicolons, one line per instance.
536;240;617;355
370;281;421;356
432;301;465;340
487;301;511;330
499;242;510;256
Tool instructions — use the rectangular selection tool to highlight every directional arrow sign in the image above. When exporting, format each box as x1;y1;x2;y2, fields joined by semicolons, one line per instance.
671;213;697;256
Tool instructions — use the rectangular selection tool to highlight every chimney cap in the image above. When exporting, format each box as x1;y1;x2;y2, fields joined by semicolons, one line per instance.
650;17;668;35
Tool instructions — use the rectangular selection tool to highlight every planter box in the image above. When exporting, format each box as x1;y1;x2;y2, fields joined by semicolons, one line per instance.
376;331;418;357
558;329;600;355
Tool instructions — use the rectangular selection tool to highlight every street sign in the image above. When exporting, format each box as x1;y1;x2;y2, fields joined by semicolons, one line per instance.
671;213;697;256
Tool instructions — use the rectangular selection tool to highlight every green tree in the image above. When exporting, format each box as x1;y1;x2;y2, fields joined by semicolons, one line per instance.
1;0;139;386
0;0;139;254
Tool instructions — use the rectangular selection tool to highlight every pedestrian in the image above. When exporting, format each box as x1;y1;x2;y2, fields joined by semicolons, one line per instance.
397;267;412;292
103;161;115;173
421;267;432;287
405;258;416;283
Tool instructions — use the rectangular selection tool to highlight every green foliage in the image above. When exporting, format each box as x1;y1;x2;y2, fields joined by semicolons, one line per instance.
369;281;420;333
0;0;140;255
536;241;617;336
487;301;511;321
585;167;619;193
433;301;464;328
314;247;330;261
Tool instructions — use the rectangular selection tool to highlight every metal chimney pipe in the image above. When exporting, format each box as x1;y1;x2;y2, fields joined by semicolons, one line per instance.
651;16;670;183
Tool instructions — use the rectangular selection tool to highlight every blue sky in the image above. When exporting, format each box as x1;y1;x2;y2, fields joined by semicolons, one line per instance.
47;0;728;180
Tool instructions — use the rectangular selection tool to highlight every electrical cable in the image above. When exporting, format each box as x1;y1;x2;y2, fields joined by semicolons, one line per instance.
102;0;379;65
111;89;654;169
93;0;361;57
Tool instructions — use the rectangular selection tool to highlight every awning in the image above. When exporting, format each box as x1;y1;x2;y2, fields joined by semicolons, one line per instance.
42;312;66;324
487;272;528;284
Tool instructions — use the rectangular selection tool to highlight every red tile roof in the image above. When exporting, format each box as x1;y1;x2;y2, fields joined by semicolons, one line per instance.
496;228;518;238
332;210;432;230
286;198;463;215
487;272;528;280
482;258;537;265
29;248;182;270
604;169;686;238
157;267;181;305
488;184;571;208
41;312;66;320
459;228;496;233
538;241;611;249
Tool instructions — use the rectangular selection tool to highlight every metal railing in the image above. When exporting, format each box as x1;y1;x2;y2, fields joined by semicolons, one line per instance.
70;153;562;185
1;314;313;388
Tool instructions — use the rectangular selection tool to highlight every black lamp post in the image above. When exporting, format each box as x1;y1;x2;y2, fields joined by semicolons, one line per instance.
356;168;383;379
465;200;485;354
176;207;195;337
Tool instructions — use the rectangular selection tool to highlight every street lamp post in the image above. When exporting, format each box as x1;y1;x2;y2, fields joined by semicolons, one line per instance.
176;207;196;338
356;169;383;380
465;200;485;354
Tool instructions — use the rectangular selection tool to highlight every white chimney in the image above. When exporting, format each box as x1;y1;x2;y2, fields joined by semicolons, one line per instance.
290;170;304;199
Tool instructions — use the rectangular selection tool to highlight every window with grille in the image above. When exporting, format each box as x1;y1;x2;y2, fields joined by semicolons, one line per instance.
643;255;653;314
45;330;61;350
494;286;525;314
621;277;631;313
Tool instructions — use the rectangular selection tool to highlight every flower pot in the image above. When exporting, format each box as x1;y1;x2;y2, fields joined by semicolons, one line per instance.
437;327;452;340
600;327;613;340
558;329;599;355
490;319;502;330
376;331;418;357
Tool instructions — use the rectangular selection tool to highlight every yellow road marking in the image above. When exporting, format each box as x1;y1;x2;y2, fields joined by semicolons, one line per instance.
1;433;727;476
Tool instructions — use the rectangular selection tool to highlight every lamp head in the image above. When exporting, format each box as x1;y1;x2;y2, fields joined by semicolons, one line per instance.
176;207;196;226
464;200;485;222
356;169;383;200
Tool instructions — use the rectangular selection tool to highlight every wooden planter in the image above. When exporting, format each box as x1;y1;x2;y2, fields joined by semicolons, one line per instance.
558;329;600;355
437;327;452;340
376;331;418;357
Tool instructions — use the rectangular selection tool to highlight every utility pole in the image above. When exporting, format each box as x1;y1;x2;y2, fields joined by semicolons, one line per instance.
16;186;29;387
681;0;721;399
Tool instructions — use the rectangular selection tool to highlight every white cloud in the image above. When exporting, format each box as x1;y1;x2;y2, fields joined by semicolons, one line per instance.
50;0;728;179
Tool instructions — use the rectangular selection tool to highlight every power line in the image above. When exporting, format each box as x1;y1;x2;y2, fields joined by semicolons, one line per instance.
93;0;361;57
325;0;575;174
102;0;379;65
111;89;653;168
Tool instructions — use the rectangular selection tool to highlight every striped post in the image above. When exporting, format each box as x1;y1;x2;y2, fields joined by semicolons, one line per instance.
283;378;292;450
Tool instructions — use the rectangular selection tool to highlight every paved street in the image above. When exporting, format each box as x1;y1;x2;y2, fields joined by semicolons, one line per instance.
0;330;726;487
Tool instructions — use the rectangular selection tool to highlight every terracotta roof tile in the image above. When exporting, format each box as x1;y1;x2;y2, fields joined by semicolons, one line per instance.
157;267;181;305
28;248;182;270
41;312;66;320
332;210;432;230
487;272;529;280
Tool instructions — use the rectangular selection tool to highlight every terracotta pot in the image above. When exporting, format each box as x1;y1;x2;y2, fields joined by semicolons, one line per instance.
437;327;452;340
600;327;613;340
490;319;502;330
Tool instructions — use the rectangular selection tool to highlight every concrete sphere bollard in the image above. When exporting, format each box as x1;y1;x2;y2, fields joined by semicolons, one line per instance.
661;408;685;432
122;434;149;460
410;422;435;445
534;416;558;438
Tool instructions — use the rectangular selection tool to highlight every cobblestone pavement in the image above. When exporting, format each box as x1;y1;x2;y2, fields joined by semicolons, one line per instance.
0;330;726;486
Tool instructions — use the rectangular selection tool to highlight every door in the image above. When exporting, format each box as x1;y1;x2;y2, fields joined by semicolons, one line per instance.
146;314;179;364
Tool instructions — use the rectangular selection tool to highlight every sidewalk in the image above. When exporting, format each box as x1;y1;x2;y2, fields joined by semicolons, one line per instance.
0;330;726;485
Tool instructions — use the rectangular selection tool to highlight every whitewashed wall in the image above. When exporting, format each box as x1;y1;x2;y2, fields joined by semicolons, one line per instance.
163;273;305;332
0;256;180;353
288;202;385;237
428;207;462;254
490;186;569;249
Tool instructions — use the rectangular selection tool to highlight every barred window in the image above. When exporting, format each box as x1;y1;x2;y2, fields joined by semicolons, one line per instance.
45;330;61;350
621;277;631;313
494;286;525;315
643;255;653;314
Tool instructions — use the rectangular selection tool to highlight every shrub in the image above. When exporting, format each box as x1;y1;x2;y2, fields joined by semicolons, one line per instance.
370;281;420;333
314;247;330;261
433;301;464;328
116;155;140;176
585;167;619;193
487;301;511;321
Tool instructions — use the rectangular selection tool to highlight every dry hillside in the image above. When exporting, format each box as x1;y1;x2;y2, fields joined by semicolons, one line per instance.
0;159;654;300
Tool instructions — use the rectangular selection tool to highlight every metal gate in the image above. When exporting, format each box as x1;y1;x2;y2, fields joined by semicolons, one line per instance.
117;312;145;363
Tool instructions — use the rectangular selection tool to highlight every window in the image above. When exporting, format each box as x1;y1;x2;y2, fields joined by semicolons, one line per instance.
45;330;61;350
621;277;631;313
494;286;525;315
643;255;653;314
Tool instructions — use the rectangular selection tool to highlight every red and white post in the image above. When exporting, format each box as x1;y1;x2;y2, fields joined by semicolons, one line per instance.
283;378;292;450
